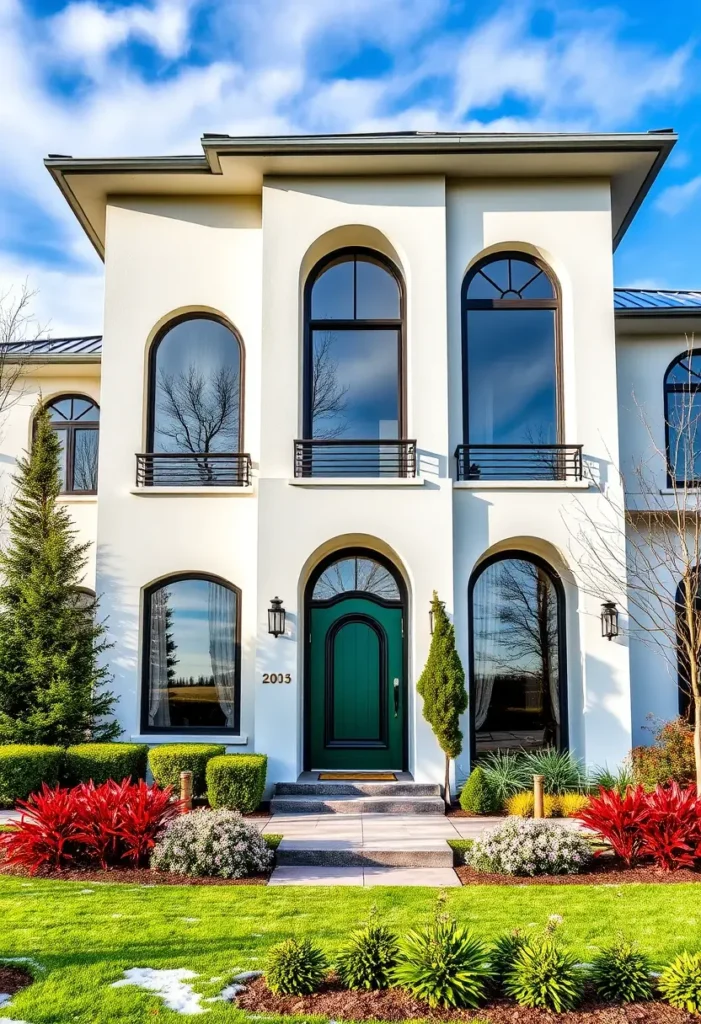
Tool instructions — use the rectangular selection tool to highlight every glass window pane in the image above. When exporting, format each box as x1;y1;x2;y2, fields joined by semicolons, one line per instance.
668;392;701;482
356;260;400;319
72;429;99;491
467;308;557;448
466;268;504;300
667;354;701;386
311;329;399;440
519;269;554;299
311;260;354;320
146;578;237;731
47;399;72;421
472;557;560;756
72;399;100;422
312;556;400;601
152;318;241;457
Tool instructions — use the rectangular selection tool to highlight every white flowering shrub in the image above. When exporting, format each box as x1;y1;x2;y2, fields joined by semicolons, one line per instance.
468;817;591;876
151;808;273;878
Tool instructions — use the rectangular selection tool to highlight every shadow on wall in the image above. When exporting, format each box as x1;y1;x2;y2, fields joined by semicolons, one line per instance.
582;651;635;770
107;196;262;231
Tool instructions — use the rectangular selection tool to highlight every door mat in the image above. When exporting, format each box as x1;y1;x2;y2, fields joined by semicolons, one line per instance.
318;772;397;781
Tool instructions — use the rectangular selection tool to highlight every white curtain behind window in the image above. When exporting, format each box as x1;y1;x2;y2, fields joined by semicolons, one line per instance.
208;583;237;728
473;574;501;730
149;587;171;727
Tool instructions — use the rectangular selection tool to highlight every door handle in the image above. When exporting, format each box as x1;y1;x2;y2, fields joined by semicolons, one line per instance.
393;678;400;717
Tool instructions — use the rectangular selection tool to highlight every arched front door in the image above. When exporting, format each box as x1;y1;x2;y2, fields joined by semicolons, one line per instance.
305;550;407;771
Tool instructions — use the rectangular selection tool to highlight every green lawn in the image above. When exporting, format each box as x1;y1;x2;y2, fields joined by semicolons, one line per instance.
2;876;701;1023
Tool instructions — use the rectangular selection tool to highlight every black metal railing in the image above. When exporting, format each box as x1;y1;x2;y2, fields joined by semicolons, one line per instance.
136;452;252;487
455;444;583;482
294;439;417;478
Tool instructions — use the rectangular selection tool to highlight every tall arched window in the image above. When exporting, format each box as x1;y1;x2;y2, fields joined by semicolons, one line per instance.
301;248;405;476
469;552;567;757
43;395;100;494
142;574;240;733
664;350;701;487
462;253;561;480
146;314;244;485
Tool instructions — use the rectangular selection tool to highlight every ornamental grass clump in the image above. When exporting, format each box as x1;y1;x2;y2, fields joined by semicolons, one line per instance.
504;932;584;1012
520;748;588;795
336;916;399;990
590;936;653;1004
658;952;701;1013
489;930;527;988
469;817;592;876
504;791;558;818
151;808;273;879
265;938;327;995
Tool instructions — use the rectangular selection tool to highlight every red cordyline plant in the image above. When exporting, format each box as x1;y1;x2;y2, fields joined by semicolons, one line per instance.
576;786;649;867
636;782;701;871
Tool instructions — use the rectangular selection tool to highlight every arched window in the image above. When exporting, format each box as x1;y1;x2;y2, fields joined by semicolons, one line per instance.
43;395;99;494
462;253;561;479
142;574;240;733
147;314;244;485
302;248;404;475
664;350;701;487
469;552;567;757
311;553;401;602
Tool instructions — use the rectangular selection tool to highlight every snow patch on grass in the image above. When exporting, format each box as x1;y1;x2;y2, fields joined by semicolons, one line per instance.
112;968;206;1015
0;1018;31;1023
0;995;11;1008
209;970;262;1005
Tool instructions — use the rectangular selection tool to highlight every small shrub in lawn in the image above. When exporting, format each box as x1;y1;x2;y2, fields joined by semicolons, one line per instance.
659;952;701;1013
63;743;148;786
637;782;701;871
206;754;267;813
489;930;527;987
151;808;273;879
459;767;500;814
0;745;63;807
558;792;590;818
504;934;584;1012
576;786;648;866
392;917;492;1008
148;744;225;797
336;916;399;990
265;938;327;995
590;936;653;1004
469;817;591;876
504;791;558;818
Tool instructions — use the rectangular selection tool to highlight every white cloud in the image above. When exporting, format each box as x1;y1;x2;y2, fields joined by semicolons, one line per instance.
655;175;701;215
0;253;103;337
51;0;195;62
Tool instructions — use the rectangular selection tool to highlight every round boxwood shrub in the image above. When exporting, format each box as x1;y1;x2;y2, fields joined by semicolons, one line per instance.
63;743;149;786
151;808;273;878
147;743;225;797
459;767;499;814
266;938;327;995
0;745;64;807
206;754;267;813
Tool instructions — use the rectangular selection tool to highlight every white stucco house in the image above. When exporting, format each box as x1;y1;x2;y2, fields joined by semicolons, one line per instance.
3;129;698;792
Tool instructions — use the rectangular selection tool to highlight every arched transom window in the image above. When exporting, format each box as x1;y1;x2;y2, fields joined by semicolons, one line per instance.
469;553;566;757
312;554;401;602
664;350;701;486
44;395;100;494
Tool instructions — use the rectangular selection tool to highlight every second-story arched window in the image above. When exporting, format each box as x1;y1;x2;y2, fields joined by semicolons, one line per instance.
664;350;701;487
44;395;100;494
461;253;561;479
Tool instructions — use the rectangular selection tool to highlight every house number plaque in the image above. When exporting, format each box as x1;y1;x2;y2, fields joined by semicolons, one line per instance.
262;673;292;684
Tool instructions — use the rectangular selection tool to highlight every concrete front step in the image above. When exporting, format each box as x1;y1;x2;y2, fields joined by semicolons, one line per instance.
275;781;441;797
276;839;454;867
270;794;446;815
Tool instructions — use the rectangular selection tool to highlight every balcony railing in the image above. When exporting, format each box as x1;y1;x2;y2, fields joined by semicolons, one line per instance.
455;444;583;482
136;452;252;487
294;439;417;478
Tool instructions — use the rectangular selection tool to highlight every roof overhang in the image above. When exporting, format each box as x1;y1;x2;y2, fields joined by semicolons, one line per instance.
615;307;701;336
45;130;677;260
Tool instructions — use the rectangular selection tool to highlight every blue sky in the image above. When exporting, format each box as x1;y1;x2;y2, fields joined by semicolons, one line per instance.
0;0;699;335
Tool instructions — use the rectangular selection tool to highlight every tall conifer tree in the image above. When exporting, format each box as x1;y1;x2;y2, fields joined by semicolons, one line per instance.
0;404;119;744
417;592;468;806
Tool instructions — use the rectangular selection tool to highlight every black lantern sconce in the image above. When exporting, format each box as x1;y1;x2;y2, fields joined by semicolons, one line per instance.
268;597;286;638
601;601;619;641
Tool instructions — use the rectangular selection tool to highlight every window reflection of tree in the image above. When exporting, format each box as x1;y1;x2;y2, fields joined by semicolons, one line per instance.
310;332;348;439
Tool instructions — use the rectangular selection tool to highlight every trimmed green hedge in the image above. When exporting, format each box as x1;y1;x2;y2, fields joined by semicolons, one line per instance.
206;754;267;813
148;743;225;796
63;743;149;786
0;745;64;807
459;766;500;814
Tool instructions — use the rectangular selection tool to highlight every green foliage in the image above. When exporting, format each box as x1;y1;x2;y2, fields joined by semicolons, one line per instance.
447;838;473;865
392;915;492;1008
504;934;584;1012
459;766;499;814
63;743;148;786
520;749;587;795
147;743;225;797
0;406;119;746
0;744;63;806
589;762;635;795
632;717;695;790
263;834;282;852
489;931;527;986
478;751;525;803
336;916;399;990
590;936;653;1004
658;952;701;1013
265;938;327;995
205;754;267;813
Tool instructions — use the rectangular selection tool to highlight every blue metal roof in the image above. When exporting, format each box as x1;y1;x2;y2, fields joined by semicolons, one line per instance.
6;336;102;356
614;289;701;311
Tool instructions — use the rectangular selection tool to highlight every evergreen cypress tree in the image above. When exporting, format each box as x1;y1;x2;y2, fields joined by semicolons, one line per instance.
0;404;119;745
417;592;468;806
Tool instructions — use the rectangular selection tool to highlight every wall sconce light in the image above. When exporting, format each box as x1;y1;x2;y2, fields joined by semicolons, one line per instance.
268;596;286;638
601;601;619;641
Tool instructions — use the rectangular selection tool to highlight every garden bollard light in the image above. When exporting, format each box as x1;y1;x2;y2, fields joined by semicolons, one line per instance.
180;770;193;812
533;774;545;819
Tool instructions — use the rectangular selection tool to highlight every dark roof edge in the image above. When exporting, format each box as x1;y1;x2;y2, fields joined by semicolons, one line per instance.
612;135;676;251
615;307;701;319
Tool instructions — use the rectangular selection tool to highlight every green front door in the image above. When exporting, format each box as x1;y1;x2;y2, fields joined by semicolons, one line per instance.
309;597;404;770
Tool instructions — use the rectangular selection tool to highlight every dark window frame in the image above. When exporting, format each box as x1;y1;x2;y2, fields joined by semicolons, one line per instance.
461;252;563;447
675;572;699;720
140;571;242;736
663;348;701;488
41;394;100;495
146;312;246;455
302;247;406;439
467;550;569;765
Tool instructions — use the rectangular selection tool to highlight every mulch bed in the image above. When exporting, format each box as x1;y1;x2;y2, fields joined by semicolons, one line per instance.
0;862;269;885
0;965;33;998
236;974;698;1022
456;858;701;886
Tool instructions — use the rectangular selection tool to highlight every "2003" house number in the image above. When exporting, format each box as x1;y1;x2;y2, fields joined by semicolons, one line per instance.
262;673;292;684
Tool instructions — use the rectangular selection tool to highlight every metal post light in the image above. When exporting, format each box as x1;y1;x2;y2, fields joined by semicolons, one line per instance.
601;601;619;641
268;596;286;638
429;604;434;635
